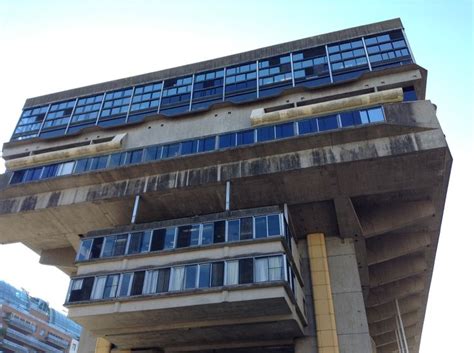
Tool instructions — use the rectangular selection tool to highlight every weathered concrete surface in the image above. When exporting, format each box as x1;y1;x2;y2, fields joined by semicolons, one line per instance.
326;237;372;353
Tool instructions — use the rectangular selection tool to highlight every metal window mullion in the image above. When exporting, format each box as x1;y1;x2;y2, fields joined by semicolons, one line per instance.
256;60;260;98
125;87;136;123
324;45;334;83
157;80;165;114
401;29;416;64
361;37;373;71
289;53;296;87
64;98;79;135
222;67;227;101
37;103;52;137
94;92;107;126
188;74;195;111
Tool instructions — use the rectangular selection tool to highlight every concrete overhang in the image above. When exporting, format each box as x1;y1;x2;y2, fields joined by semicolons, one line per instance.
67;283;304;350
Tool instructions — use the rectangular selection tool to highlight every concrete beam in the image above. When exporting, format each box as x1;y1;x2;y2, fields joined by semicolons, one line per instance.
369;253;427;287
359;200;435;238
366;231;431;265
367;294;422;323
39;246;76;268
367;276;425;307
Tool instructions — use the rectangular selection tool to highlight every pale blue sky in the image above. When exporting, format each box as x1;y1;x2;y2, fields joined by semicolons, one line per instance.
0;1;472;352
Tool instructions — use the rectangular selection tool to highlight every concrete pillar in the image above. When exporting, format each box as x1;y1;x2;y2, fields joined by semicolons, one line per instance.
325;237;373;353
95;337;112;353
307;233;340;353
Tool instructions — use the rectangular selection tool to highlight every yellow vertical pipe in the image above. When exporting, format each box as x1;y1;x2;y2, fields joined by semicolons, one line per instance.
307;233;340;353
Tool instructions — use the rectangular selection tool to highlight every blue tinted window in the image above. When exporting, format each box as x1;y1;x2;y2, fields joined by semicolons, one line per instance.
108;153;127;168
257;126;275;142
74;158;91;173
181;140;198;155
340;111;362;127
41;164;59;179
89;156;108;171
198;136;216;152
275;123;294;139
162;143;180;158
127;150;143;164
403;87;417;101
236;130;254;145
298;118;318;134
367;108;384;122
145;146;162;161
318;115;339;131
10;170;26;184
219;133;236;149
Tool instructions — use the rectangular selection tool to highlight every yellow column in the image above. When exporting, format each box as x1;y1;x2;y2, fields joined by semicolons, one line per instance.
307;233;340;353
95;337;111;353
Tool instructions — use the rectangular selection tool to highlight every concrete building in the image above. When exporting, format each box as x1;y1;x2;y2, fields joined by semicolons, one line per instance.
0;280;81;353
0;18;451;353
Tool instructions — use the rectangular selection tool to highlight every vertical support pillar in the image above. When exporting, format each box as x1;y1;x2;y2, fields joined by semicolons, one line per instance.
95;337;111;353
307;233;340;353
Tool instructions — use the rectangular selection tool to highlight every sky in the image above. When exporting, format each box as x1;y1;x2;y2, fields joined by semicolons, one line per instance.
0;0;472;351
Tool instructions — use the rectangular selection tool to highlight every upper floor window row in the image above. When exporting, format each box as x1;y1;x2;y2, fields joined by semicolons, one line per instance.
9;106;386;185
67;254;292;304
76;213;287;262
11;30;412;141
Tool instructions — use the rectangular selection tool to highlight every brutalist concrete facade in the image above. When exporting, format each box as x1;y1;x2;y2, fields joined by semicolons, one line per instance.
0;19;451;353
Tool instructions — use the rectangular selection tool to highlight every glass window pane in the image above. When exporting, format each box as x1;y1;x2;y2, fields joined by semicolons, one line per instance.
318;115;339;131
257;126;275;142
255;258;268;282
236;130;254;145
101;237;115;257
227;220;240;242
118;273;132;297
268;256;284;280
368;108;384;122
218;133;236;149
164;228;176;249
130;271;145;295
240;217;253;240
151;229;166;251
255;216;267;238
275;122;295;139
213;221;225;243
103;275;119;298
202;223;214;245
77;239;93;261
226;260;239;285
238;258;254;284
184;265;198;289
211;262;224;287
91;276;106;299
127;232;143;254
177;225;192;248
170;267;185;291
113;234;128;256
90;238;104;259
157;268;170;293
267;215;281;236
298;118;318;134
198;263;211;288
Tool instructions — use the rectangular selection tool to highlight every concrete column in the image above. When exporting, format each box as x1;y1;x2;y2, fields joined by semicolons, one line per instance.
325;237;373;353
307;233;340;353
95;337;112;353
